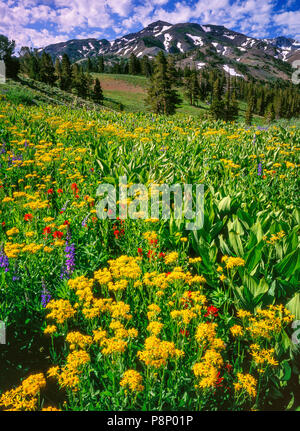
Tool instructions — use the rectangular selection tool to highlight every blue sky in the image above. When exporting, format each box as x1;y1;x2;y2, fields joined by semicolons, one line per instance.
0;0;299;51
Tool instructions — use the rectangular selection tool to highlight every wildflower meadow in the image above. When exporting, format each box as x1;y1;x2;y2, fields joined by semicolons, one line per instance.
0;95;299;412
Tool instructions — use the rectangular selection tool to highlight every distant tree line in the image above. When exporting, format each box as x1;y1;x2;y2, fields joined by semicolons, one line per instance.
19;49;103;104
146;55;300;121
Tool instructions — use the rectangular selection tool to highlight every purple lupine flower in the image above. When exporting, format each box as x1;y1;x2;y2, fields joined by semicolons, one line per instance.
258;162;262;176
60;229;75;280
9;153;23;167
60;199;69;213
0;142;6;154
41;279;51;308
12;261;20;281
0;246;9;272
24;140;28;148
82;213;90;227
257;126;269;131
159;146;167;153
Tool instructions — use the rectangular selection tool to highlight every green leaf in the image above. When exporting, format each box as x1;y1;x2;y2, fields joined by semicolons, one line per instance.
281;361;292;382
274;249;300;278
228;231;244;256
286;293;300;320
218;196;231;214
245;241;264;272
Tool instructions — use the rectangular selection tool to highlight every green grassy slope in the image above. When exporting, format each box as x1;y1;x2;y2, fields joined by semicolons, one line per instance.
1;75;299;127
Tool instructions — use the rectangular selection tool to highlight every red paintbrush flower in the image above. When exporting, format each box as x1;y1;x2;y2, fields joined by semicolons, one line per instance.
43;226;51;235
24;213;33;221
205;305;219;318
215;372;224;387
53;230;64;239
180;329;190;337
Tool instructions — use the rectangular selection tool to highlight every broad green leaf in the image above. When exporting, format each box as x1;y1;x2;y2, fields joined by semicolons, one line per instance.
274;249;300;278
286;293;300;320
245;241;264;272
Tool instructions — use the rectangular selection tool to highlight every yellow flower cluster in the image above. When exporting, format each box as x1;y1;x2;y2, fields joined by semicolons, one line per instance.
108;255;141;280
195;322;225;350
164;251;178;264
250;344;279;370
120;370;144;393
263;231;285;244
171;309;197;325
234;373;257;398
46;299;76;325
147;303;161;321
44;325;57;335
48;350;90;390
143;231;158;242
193;349;223;389
0;373;46;411
65;331;93;350
230;325;244;337
221;255;245;269
189;257;202;264
6;227;19;236
137;336;184;368
147;321;164;336
246;305;294;339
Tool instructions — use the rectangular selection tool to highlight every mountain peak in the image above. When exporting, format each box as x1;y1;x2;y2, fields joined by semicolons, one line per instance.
146;20;172;29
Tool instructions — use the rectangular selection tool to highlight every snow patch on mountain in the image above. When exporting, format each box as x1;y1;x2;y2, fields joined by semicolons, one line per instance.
163;33;172;51
154;25;172;37
223;65;244;77
177;42;184;53
224;34;236;40
187;34;203;46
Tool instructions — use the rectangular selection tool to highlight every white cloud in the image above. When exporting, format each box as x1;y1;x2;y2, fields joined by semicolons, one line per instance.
0;0;299;50
274;10;300;39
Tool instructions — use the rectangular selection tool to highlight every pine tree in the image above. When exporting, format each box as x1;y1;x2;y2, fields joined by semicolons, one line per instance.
60;54;72;91
145;51;182;115
226;91;239;122
245;95;254;125
141;55;152;77
71;63;80;93
55;58;62;83
87;57;93;73
129;53;140;75
166;55;178;84
92;78;104;104
210;78;225;120
71;64;88;99
39;52;55;85
265;103;275;123
184;70;201;106
97;56;104;73
0;35;19;79
0;35;15;61
20;49;40;80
